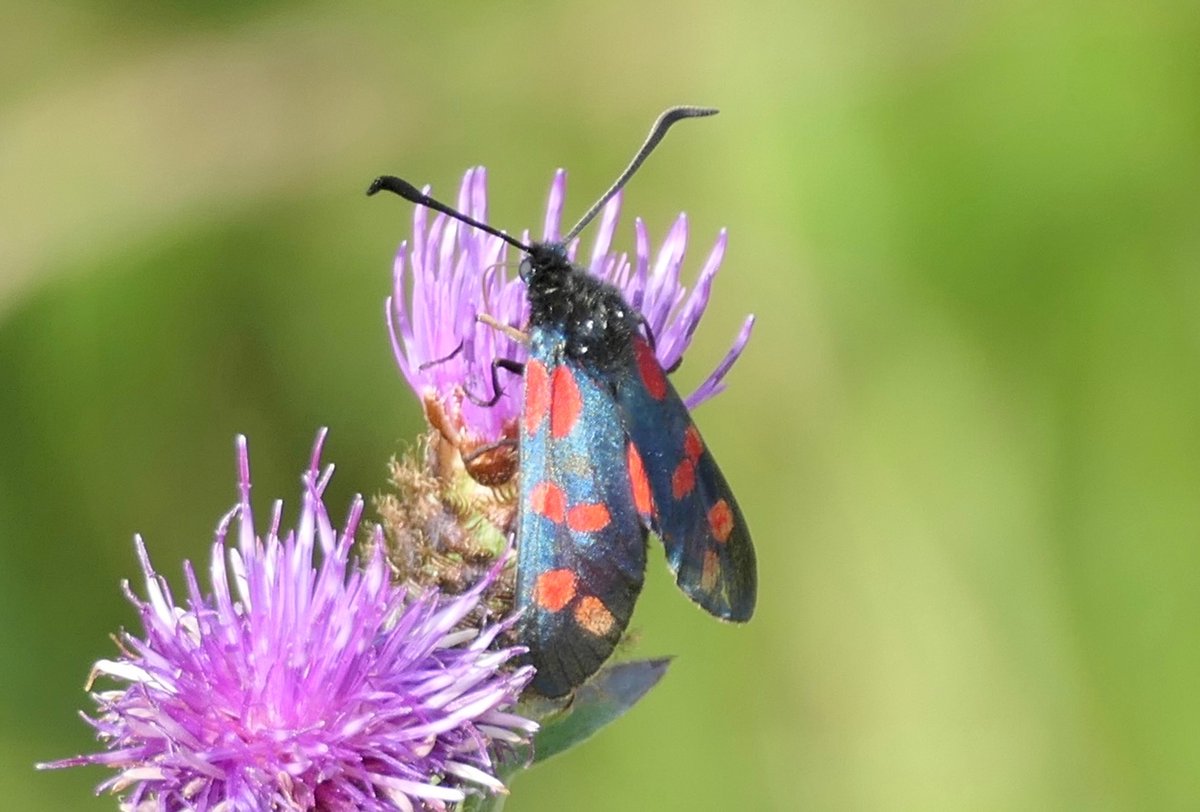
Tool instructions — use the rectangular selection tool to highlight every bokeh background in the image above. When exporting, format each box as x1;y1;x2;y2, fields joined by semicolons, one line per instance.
4;1;1199;809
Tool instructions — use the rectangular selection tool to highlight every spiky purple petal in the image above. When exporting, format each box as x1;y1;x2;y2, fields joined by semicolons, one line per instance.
386;168;753;443
41;432;535;811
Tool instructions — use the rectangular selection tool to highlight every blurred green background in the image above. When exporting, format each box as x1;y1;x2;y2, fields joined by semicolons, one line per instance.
4;1;1199;809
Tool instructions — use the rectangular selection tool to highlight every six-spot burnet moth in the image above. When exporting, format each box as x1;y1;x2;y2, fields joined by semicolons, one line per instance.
368;107;757;698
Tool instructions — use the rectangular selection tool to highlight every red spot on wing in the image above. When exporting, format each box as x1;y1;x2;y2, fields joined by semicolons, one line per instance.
550;365;583;439
567;503;612;533
683;425;705;462
524;359;550;435
634;338;668;400
627;442;654;517
530;481;567;523
701;549;721;592
708;499;734;543
573;595;616;636
672;459;696;500
534;569;577;612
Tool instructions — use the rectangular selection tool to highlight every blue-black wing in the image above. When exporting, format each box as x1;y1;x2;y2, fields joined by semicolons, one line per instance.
615;336;756;621
515;329;648;698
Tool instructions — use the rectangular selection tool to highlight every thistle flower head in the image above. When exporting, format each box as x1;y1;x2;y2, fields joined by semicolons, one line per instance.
386;168;755;448
41;431;536;811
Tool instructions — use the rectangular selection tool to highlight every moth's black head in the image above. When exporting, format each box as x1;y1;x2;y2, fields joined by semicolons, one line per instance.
522;241;639;373
519;241;571;285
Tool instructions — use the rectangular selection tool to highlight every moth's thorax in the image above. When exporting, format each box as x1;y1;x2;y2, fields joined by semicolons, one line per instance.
523;242;638;372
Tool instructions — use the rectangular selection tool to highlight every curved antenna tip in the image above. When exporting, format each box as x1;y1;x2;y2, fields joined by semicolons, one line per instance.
366;172;532;253
367;175;422;200
670;105;719;117
564;105;719;242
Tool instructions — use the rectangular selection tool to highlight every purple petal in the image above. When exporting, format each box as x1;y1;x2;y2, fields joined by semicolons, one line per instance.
685;314;755;409
543;170;567;242
589;191;623;272
385;168;752;444
658;228;728;368
42;432;536;810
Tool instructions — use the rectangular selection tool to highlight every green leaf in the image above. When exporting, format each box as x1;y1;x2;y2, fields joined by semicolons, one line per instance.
459;789;509;812
482;657;673;804
529;657;673;764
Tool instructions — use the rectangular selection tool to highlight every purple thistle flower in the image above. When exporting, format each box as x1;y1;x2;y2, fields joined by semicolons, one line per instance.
40;431;536;812
386;168;755;445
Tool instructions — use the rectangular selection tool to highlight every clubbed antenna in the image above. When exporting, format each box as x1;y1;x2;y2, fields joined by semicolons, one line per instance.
563;106;718;243
367;175;532;254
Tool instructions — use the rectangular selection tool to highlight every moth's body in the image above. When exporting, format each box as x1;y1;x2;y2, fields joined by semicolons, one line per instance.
522;243;637;375
516;244;755;698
